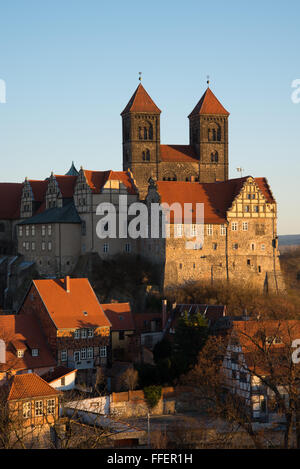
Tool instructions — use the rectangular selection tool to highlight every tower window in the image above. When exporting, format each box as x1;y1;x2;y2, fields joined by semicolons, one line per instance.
211;151;219;163
144;127;148;139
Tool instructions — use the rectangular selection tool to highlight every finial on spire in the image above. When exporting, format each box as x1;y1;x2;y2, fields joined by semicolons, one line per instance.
207;75;210;87
138;72;142;82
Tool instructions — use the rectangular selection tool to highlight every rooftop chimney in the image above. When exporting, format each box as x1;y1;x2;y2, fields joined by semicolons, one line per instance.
65;276;70;293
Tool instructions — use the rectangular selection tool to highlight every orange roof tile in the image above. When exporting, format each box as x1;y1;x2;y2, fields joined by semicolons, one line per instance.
155;181;227;224
154;177;275;224
160;145;198;163
0;183;23;219
32;278;111;330
188;87;229;118
83;169;137;195
102;303;135;331
7;373;61;401
0;314;56;373
121;83;161;115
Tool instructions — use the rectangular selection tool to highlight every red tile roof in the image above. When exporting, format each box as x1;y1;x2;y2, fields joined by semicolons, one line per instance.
154;177;275;224
7;373;61;401
83;169;137;195
160;145;198;163
54;175;78;198
188;87;229;118
0;183;23;219
101;303;135;331
121;83;161;115
0;314;56;373
32;278;111;330
28;180;48;202
156;180;227;224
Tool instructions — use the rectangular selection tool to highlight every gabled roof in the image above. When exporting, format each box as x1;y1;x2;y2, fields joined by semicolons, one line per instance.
28;180;48;202
188;87;229;118
18;201;81;225
7;373;61;401
83;169;137;195
155;180;227;224
32;278;111;330
41;366;76;383
160;145;198;163
0;314;56;373
121;83;161;115
173;304;226;323
153;176;275;224
54;175;78;198
0;183;23;219
101;303;135;331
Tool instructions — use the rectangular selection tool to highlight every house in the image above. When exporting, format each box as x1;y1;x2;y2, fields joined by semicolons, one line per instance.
0;314;56;385
18;276;111;388
0;373;62;448
41;366;77;392
101;302;135;361
221;319;300;422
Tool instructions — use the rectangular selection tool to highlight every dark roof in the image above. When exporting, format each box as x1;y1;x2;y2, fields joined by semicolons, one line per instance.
41;366;76;383
18;201;81;225
65;162;79;176
0;183;23;219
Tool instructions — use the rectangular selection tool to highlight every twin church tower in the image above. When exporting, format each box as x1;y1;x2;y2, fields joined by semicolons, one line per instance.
121;81;229;197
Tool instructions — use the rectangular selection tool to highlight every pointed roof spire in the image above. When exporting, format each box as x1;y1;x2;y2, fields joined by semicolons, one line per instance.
65;161;79;176
121;83;161;115
188;87;229;118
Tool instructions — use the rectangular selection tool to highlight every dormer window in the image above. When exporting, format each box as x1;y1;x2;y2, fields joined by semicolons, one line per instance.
74;329;80;339
31;349;39;357
17;349;24;358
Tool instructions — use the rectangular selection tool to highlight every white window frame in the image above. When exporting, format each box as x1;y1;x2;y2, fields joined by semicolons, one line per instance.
207;224;213;236
47;399;55;415
48;241;52;251
220;224;227;236
242;222;248;231
48;224;52;236
42;225;46;236
31;348;39;357
35;400;43;416
87;328;94;338
31;225;35;236
87;347;93;359
81;348;87;360
74;350;80;362
100;346;107;358
103;243;109;253
74;329;80;339
19;226;23;237
81;329;87;339
23;401;31;418
231;222;238;231
61;350;67;361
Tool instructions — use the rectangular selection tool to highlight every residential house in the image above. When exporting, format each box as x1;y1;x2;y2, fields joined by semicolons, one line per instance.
0;373;61;448
0;314;56;385
18;276;111;387
221;319;300;422
101;302;135;361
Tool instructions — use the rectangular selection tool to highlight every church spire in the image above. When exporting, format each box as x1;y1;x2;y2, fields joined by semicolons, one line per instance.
121;83;161;115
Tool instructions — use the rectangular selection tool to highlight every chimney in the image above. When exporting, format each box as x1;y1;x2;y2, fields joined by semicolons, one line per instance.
162;299;167;329
65;276;70;293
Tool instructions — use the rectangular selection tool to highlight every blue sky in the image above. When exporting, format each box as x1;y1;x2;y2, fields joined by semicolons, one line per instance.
0;0;299;234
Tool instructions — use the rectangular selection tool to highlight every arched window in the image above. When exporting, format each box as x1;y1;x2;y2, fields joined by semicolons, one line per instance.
146;149;150;161
142;151;146;161
148;124;153;140
211;151;219;163
138;127;142;140
144;127;148;140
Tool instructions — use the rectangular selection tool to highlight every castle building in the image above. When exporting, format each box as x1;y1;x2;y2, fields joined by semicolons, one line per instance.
0;82;284;297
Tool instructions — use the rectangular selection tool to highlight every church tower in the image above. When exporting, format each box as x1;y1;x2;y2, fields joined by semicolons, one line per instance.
188;86;229;182
121;83;161;198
